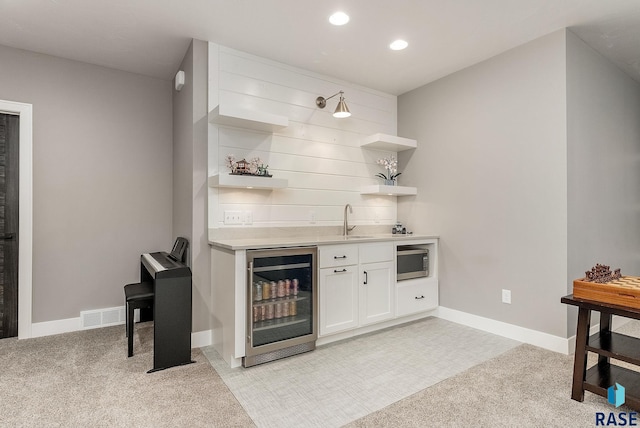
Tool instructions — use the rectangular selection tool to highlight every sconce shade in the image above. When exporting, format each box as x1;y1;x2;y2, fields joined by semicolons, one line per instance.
333;97;351;118
316;90;351;119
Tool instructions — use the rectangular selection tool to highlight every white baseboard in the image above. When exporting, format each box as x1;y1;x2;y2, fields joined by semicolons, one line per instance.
32;317;81;338
29;312;213;349
191;329;212;348
436;306;571;354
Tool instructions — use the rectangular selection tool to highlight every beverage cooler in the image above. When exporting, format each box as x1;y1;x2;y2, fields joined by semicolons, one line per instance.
244;247;317;367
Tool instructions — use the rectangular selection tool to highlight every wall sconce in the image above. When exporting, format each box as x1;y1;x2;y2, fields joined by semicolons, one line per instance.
316;91;351;118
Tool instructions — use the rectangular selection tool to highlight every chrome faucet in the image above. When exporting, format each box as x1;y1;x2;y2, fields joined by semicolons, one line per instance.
343;204;356;236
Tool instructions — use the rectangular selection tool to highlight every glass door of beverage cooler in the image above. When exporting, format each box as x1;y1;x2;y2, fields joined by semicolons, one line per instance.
245;247;317;367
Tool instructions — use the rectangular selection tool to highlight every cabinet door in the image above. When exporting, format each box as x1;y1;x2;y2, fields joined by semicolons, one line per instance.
359;261;394;326
319;266;359;336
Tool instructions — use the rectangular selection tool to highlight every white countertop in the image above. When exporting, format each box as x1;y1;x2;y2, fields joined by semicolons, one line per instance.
209;233;439;251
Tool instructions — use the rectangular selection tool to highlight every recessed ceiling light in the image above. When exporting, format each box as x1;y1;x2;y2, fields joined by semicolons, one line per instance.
329;11;350;26
390;40;408;51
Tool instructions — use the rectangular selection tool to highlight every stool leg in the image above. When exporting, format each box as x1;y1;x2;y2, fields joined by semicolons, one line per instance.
127;303;134;357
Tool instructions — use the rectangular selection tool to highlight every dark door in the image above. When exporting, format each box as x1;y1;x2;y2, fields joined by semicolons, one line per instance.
0;113;19;338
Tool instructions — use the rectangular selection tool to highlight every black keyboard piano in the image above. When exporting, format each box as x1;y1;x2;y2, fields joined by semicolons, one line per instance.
140;251;193;372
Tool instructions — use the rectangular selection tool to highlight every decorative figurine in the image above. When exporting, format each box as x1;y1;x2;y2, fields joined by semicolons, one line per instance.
584;263;622;283
225;154;272;177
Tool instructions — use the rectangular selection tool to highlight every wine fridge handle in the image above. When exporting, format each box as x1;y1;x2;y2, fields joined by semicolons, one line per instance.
364;271;368;284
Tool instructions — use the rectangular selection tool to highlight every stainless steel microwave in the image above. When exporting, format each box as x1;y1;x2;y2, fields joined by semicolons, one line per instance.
397;246;429;281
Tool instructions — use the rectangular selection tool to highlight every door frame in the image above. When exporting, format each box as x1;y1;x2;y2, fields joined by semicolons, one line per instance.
0;100;33;339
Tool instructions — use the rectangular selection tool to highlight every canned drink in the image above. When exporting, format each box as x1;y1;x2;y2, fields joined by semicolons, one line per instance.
284;279;291;296
282;301;289;317
275;302;283;318
262;281;271;300
253;306;260;323
266;304;274;320
254;282;262;301
289;300;297;316
277;280;285;298
292;278;299;295
270;281;277;299
260;305;266;321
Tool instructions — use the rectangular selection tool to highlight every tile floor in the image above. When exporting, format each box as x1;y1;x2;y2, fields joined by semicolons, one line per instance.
202;317;520;428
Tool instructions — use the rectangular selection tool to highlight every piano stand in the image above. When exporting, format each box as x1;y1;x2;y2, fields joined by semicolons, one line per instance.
141;252;193;372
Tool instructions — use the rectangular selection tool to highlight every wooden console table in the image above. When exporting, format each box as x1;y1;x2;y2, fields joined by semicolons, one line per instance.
562;294;640;410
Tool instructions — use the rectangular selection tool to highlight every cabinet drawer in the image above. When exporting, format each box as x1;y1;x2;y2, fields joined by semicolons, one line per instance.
319;244;358;268
396;279;438;316
359;242;393;264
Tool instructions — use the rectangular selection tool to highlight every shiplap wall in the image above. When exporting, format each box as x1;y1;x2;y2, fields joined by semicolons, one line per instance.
208;43;400;229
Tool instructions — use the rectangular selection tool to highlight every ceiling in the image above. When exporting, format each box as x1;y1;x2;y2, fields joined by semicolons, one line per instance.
1;0;640;95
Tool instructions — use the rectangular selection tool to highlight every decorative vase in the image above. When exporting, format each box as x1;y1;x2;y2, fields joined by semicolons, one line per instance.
384;179;397;186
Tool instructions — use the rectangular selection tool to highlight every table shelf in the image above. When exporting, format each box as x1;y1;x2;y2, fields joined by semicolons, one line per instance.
584;363;640;409
587;331;640;366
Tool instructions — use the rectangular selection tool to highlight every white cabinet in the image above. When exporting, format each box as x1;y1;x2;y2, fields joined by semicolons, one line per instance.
359;261;394;325
319;242;394;336
395;239;439;316
359;242;394;325
396;277;438;316
319;244;358;336
319;265;358;336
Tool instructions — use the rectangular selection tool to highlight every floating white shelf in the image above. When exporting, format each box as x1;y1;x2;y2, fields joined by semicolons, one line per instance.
360;133;417;152
361;185;417;196
208;174;288;190
208;104;289;132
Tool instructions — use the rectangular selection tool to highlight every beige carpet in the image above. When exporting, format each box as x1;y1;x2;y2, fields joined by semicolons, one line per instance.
0;323;254;427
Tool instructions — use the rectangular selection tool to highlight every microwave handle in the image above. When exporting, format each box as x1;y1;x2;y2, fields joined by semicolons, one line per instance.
423;256;428;271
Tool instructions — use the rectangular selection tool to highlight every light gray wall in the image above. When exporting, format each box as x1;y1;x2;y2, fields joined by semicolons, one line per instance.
566;31;640;332
0;44;173;322
173;39;211;333
398;30;569;337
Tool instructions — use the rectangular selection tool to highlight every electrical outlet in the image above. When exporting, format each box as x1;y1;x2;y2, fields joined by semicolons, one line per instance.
309;210;316;224
244;211;253;225
224;210;243;225
502;289;511;304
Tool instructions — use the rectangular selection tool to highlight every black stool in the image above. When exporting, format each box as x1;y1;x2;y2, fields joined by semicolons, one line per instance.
124;282;154;357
